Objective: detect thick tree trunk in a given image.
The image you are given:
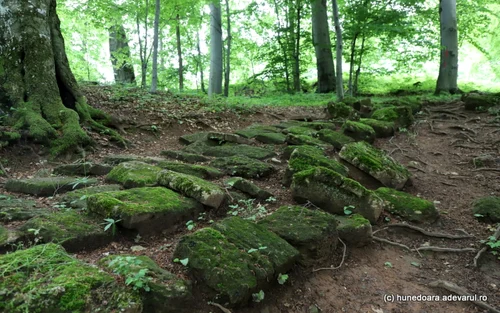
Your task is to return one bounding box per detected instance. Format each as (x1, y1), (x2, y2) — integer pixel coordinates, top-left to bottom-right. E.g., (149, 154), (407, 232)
(332, 0), (344, 100)
(176, 14), (184, 92)
(108, 24), (136, 84)
(209, 0), (223, 97)
(0, 0), (125, 155)
(435, 0), (458, 94)
(223, 0), (231, 97)
(272, 0), (291, 91)
(311, 0), (335, 93)
(150, 0), (160, 93)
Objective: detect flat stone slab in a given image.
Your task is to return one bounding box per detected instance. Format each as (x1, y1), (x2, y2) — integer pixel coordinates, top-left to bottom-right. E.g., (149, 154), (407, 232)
(198, 144), (276, 160)
(334, 214), (372, 247)
(103, 154), (165, 165)
(179, 132), (209, 145)
(339, 142), (411, 190)
(225, 177), (273, 201)
(0, 194), (46, 222)
(87, 187), (203, 234)
(317, 129), (355, 150)
(359, 118), (395, 138)
(235, 125), (281, 138)
(376, 187), (439, 223)
(106, 161), (161, 188)
(342, 120), (376, 144)
(157, 161), (223, 179)
(157, 170), (225, 208)
(285, 133), (329, 147)
(210, 156), (275, 179)
(259, 206), (338, 265)
(59, 184), (122, 209)
(473, 196), (500, 223)
(282, 126), (318, 137)
(0, 243), (142, 312)
(291, 166), (384, 223)
(160, 150), (210, 163)
(5, 176), (97, 196)
(53, 162), (113, 176)
(371, 106), (414, 128)
(207, 132), (252, 145)
(255, 132), (287, 144)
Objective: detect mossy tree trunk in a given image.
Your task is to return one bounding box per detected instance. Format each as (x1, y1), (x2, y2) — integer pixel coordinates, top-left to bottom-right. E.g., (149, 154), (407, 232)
(0, 0), (125, 155)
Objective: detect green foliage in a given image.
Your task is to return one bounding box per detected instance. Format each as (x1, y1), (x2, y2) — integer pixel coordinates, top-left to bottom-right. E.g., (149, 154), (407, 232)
(252, 290), (265, 303)
(108, 256), (152, 291)
(227, 199), (268, 221)
(102, 218), (121, 236)
(277, 273), (289, 285)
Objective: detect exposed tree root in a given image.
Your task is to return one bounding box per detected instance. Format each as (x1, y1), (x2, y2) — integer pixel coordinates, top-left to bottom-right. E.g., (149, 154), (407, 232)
(471, 168), (500, 173)
(208, 302), (232, 313)
(372, 236), (412, 251)
(473, 224), (500, 268)
(312, 238), (347, 272)
(415, 246), (475, 253)
(381, 223), (473, 239)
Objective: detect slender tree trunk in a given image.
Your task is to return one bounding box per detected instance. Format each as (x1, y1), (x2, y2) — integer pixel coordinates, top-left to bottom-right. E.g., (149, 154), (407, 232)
(435, 0), (458, 94)
(353, 35), (365, 96)
(332, 0), (344, 100)
(196, 31), (206, 93)
(176, 14), (184, 91)
(150, 0), (160, 92)
(348, 32), (358, 96)
(311, 0), (335, 93)
(273, 0), (291, 91)
(209, 0), (223, 96)
(223, 0), (231, 97)
(136, 0), (149, 89)
(109, 24), (136, 84)
(292, 0), (302, 92)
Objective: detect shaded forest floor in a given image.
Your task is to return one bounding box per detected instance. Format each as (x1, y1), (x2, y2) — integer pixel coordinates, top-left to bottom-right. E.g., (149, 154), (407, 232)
(1, 86), (499, 313)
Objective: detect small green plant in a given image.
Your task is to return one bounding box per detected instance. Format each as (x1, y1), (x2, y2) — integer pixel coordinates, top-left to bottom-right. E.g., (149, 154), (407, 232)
(252, 290), (265, 303)
(228, 199), (268, 221)
(384, 262), (393, 268)
(107, 256), (152, 292)
(186, 220), (196, 231)
(398, 127), (408, 133)
(70, 177), (90, 189)
(277, 273), (289, 285)
(343, 205), (355, 215)
(173, 258), (189, 266)
(150, 125), (158, 132)
(102, 218), (121, 236)
(265, 196), (277, 203)
(481, 233), (500, 259)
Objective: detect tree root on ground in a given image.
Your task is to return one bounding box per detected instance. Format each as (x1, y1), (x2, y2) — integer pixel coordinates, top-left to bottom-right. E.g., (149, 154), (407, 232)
(312, 238), (347, 272)
(374, 223), (473, 239)
(473, 224), (500, 268)
(208, 302), (232, 313)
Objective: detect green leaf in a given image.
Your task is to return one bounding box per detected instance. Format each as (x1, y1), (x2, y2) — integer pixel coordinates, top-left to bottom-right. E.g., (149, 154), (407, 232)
(384, 262), (393, 268)
(180, 258), (189, 266)
(410, 262), (420, 267)
(277, 273), (289, 285)
(248, 248), (258, 253)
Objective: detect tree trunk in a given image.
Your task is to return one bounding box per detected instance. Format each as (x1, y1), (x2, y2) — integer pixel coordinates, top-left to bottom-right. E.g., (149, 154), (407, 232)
(108, 24), (136, 84)
(435, 0), (458, 94)
(196, 31), (206, 94)
(348, 32), (358, 96)
(292, 0), (302, 92)
(272, 0), (291, 91)
(311, 0), (335, 93)
(176, 14), (184, 92)
(353, 35), (366, 96)
(332, 0), (344, 100)
(223, 0), (231, 97)
(137, 0), (149, 89)
(150, 0), (160, 93)
(209, 0), (223, 97)
(0, 0), (125, 155)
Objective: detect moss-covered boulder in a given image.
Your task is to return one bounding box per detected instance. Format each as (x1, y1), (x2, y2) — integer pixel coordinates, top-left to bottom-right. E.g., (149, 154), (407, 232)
(100, 255), (191, 313)
(472, 154), (500, 168)
(88, 187), (203, 234)
(359, 118), (395, 138)
(326, 101), (354, 118)
(462, 92), (500, 111)
(210, 155), (275, 178)
(317, 129), (355, 149)
(392, 97), (423, 114)
(161, 150), (210, 163)
(255, 132), (287, 144)
(339, 142), (410, 190)
(291, 167), (384, 223)
(235, 125), (281, 139)
(282, 145), (326, 160)
(371, 106), (414, 128)
(342, 120), (376, 144)
(179, 131), (209, 145)
(53, 162), (114, 176)
(283, 146), (349, 186)
(106, 161), (162, 188)
(376, 188), (438, 223)
(207, 132), (252, 145)
(198, 144), (276, 160)
(0, 194), (45, 222)
(285, 133), (329, 147)
(59, 184), (122, 209)
(472, 196), (500, 222)
(0, 243), (142, 313)
(299, 121), (337, 131)
(334, 214), (372, 247)
(258, 206), (338, 265)
(157, 170), (226, 208)
(282, 126), (318, 137)
(5, 176), (97, 196)
(157, 161), (223, 179)
(19, 210), (111, 252)
(103, 154), (165, 165)
(225, 177), (273, 201)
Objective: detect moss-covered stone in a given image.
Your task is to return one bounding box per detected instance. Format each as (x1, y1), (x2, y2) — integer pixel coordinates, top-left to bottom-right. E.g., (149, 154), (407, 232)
(0, 225), (8, 245)
(207, 132), (252, 145)
(225, 177), (273, 201)
(342, 120), (376, 143)
(157, 170), (226, 208)
(235, 125), (280, 139)
(103, 154), (165, 165)
(274, 120), (308, 129)
(291, 167), (384, 223)
(472, 196), (500, 223)
(255, 132), (287, 144)
(392, 97), (423, 114)
(19, 210), (111, 252)
(199, 144), (276, 160)
(376, 187), (438, 223)
(299, 121), (337, 130)
(59, 184), (122, 209)
(371, 106), (414, 128)
(472, 154), (499, 168)
(0, 243), (142, 313)
(283, 146), (349, 186)
(317, 129), (355, 149)
(462, 93), (500, 111)
(106, 161), (161, 188)
(282, 145), (326, 160)
(339, 142), (410, 190)
(0, 194), (43, 222)
(282, 126), (318, 137)
(5, 176), (97, 196)
(285, 133), (330, 147)
(359, 118), (395, 138)
(258, 206), (338, 265)
(160, 150), (210, 163)
(334, 214), (372, 247)
(157, 161), (223, 179)
(53, 162), (114, 176)
(327, 101), (354, 118)
(210, 155), (275, 178)
(100, 255), (191, 313)
(179, 132), (209, 145)
(87, 187), (203, 234)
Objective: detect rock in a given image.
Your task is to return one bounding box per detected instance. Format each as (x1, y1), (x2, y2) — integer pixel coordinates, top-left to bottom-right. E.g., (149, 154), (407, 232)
(157, 170), (226, 208)
(259, 206), (338, 266)
(0, 194), (44, 222)
(53, 163), (114, 176)
(299, 121), (337, 130)
(283, 146), (348, 186)
(472, 154), (500, 168)
(100, 255), (192, 313)
(106, 161), (162, 188)
(317, 129), (355, 149)
(376, 187), (439, 223)
(179, 132), (209, 145)
(334, 214), (372, 247)
(198, 144), (276, 160)
(103, 154), (165, 165)
(462, 93), (500, 111)
(87, 187), (203, 234)
(274, 120), (307, 129)
(160, 150), (210, 163)
(371, 106), (414, 128)
(207, 132), (252, 145)
(359, 118), (395, 138)
(59, 184), (122, 209)
(0, 243), (142, 313)
(210, 155), (275, 179)
(342, 120), (376, 144)
(326, 101), (354, 119)
(255, 132), (287, 144)
(291, 166), (384, 223)
(391, 97), (422, 114)
(339, 142), (410, 190)
(5, 176), (97, 196)
(225, 177), (273, 201)
(285, 133), (329, 147)
(472, 196), (500, 222)
(235, 125), (281, 139)
(19, 210), (111, 252)
(282, 126), (318, 137)
(157, 161), (223, 179)
(282, 145), (326, 160)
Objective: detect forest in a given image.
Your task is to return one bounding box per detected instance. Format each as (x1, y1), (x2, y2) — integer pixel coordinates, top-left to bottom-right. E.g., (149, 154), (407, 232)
(0, 0), (499, 313)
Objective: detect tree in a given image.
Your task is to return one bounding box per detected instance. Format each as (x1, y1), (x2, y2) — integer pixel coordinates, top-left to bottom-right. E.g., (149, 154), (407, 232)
(223, 0), (232, 97)
(332, 0), (344, 100)
(435, 0), (459, 94)
(176, 14), (184, 91)
(311, 0), (335, 93)
(209, 0), (223, 96)
(150, 0), (160, 92)
(109, 24), (136, 84)
(0, 0), (124, 155)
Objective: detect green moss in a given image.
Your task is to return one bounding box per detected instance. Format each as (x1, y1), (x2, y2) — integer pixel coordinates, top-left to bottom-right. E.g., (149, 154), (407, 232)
(0, 225), (7, 243)
(337, 213), (370, 229)
(50, 109), (92, 156)
(160, 150), (209, 163)
(201, 144), (276, 160)
(327, 101), (354, 118)
(179, 132), (209, 145)
(472, 196), (500, 222)
(359, 118), (395, 138)
(5, 176), (98, 196)
(317, 129), (355, 149)
(106, 161), (161, 188)
(371, 106), (414, 128)
(376, 187), (438, 223)
(282, 145), (326, 159)
(60, 184), (122, 209)
(285, 133), (329, 147)
(342, 120), (376, 143)
(157, 161), (223, 179)
(283, 126), (317, 136)
(255, 132), (287, 144)
(210, 155), (275, 178)
(300, 121), (337, 130)
(235, 125), (280, 139)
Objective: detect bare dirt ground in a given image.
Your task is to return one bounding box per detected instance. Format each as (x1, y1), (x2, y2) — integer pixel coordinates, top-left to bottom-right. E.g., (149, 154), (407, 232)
(0, 88), (499, 313)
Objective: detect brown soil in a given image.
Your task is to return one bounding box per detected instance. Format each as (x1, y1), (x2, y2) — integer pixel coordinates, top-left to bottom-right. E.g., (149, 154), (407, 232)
(0, 89), (499, 313)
